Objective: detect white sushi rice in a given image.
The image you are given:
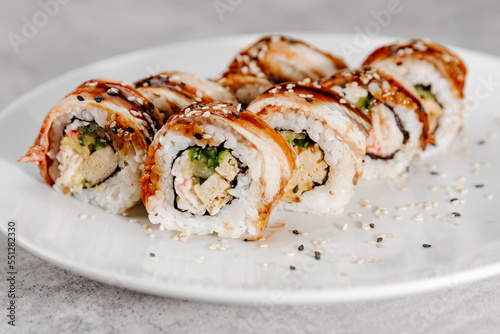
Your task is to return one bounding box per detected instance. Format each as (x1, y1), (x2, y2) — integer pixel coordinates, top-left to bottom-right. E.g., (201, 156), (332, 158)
(145, 121), (267, 239)
(374, 59), (463, 154)
(260, 107), (359, 215)
(46, 103), (145, 214)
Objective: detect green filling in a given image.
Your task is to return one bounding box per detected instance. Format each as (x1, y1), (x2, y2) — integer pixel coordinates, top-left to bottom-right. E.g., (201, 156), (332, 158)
(281, 130), (314, 150)
(77, 123), (109, 153)
(357, 93), (376, 113)
(415, 85), (435, 100)
(188, 147), (231, 181)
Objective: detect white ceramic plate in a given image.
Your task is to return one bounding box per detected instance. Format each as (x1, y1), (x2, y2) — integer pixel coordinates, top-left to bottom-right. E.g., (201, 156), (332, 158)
(1, 33), (499, 304)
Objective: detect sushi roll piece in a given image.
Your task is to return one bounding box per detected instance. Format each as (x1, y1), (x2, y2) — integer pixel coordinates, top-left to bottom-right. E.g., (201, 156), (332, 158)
(247, 81), (371, 215)
(363, 39), (467, 153)
(216, 35), (347, 105)
(19, 79), (163, 214)
(140, 101), (295, 240)
(321, 67), (428, 180)
(134, 71), (238, 121)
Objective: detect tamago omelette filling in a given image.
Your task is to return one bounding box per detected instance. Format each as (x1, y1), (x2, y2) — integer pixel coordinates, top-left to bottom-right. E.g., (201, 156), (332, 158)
(56, 120), (118, 193)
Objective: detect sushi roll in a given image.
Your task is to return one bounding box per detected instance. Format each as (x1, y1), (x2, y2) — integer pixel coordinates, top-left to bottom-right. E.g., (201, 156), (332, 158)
(321, 67), (428, 180)
(140, 101), (295, 240)
(246, 81), (371, 215)
(19, 79), (163, 214)
(363, 39), (467, 153)
(134, 71), (238, 121)
(216, 35), (347, 105)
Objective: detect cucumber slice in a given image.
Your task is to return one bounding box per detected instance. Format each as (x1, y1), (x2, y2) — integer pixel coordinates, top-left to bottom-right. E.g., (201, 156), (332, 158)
(415, 85), (435, 100)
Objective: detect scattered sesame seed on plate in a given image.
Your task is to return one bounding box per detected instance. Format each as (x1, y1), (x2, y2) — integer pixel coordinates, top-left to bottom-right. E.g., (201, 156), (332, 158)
(79, 213), (87, 220)
(342, 223), (348, 232)
(129, 218), (138, 223)
(259, 244), (268, 248)
(286, 252), (296, 257)
(394, 215), (403, 221)
(361, 222), (371, 231)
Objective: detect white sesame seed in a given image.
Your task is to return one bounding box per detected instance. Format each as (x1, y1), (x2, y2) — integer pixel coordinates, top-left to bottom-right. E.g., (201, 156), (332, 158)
(149, 233), (155, 239)
(488, 131), (498, 139)
(361, 222), (371, 231)
(357, 259), (366, 264)
(488, 220), (494, 224)
(79, 213), (87, 220)
(394, 215), (403, 221)
(342, 223), (348, 232)
(399, 187), (408, 192)
(261, 262), (268, 268)
(427, 163), (438, 170)
(121, 211), (128, 217)
(361, 203), (372, 209)
(487, 194), (494, 200)
(349, 212), (362, 218)
(286, 252), (296, 257)
(376, 244), (384, 248)
(397, 206), (408, 211)
(90, 214), (96, 220)
(130, 218), (138, 223)
(482, 162), (491, 168)
(237, 103), (242, 111)
(259, 244), (268, 248)
(368, 241), (376, 245)
(429, 185), (438, 191)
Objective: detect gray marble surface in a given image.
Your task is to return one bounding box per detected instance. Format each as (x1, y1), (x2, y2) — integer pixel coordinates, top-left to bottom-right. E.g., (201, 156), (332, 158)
(1, 0), (500, 333)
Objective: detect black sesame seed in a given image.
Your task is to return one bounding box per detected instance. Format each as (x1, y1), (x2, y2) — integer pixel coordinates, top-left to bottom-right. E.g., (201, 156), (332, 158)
(126, 126), (135, 133)
(149, 252), (155, 257)
(194, 133), (202, 140)
(369, 223), (375, 229)
(111, 127), (118, 134)
(298, 244), (304, 251)
(475, 184), (484, 188)
(305, 97), (313, 103)
(340, 84), (346, 88)
(77, 95), (84, 101)
(452, 212), (461, 217)
(293, 185), (299, 194)
(422, 244), (431, 248)
(377, 237), (383, 243)
(292, 229), (299, 235)
(450, 198), (458, 202)
(231, 111), (240, 118)
(95, 95), (104, 103)
(180, 82), (186, 86)
(289, 265), (296, 270)
(289, 39), (297, 44)
(314, 251), (321, 260)
(148, 101), (154, 109)
(430, 171), (439, 175)
(107, 91), (118, 96)
(145, 137), (152, 145)
(478, 140), (486, 145)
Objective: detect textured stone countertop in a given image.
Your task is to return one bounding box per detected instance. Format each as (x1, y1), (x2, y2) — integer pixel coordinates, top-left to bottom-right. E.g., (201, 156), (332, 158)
(1, 1), (500, 333)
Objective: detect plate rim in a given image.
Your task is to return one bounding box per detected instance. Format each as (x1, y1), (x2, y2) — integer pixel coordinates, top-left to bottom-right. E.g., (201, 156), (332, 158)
(2, 32), (500, 304)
